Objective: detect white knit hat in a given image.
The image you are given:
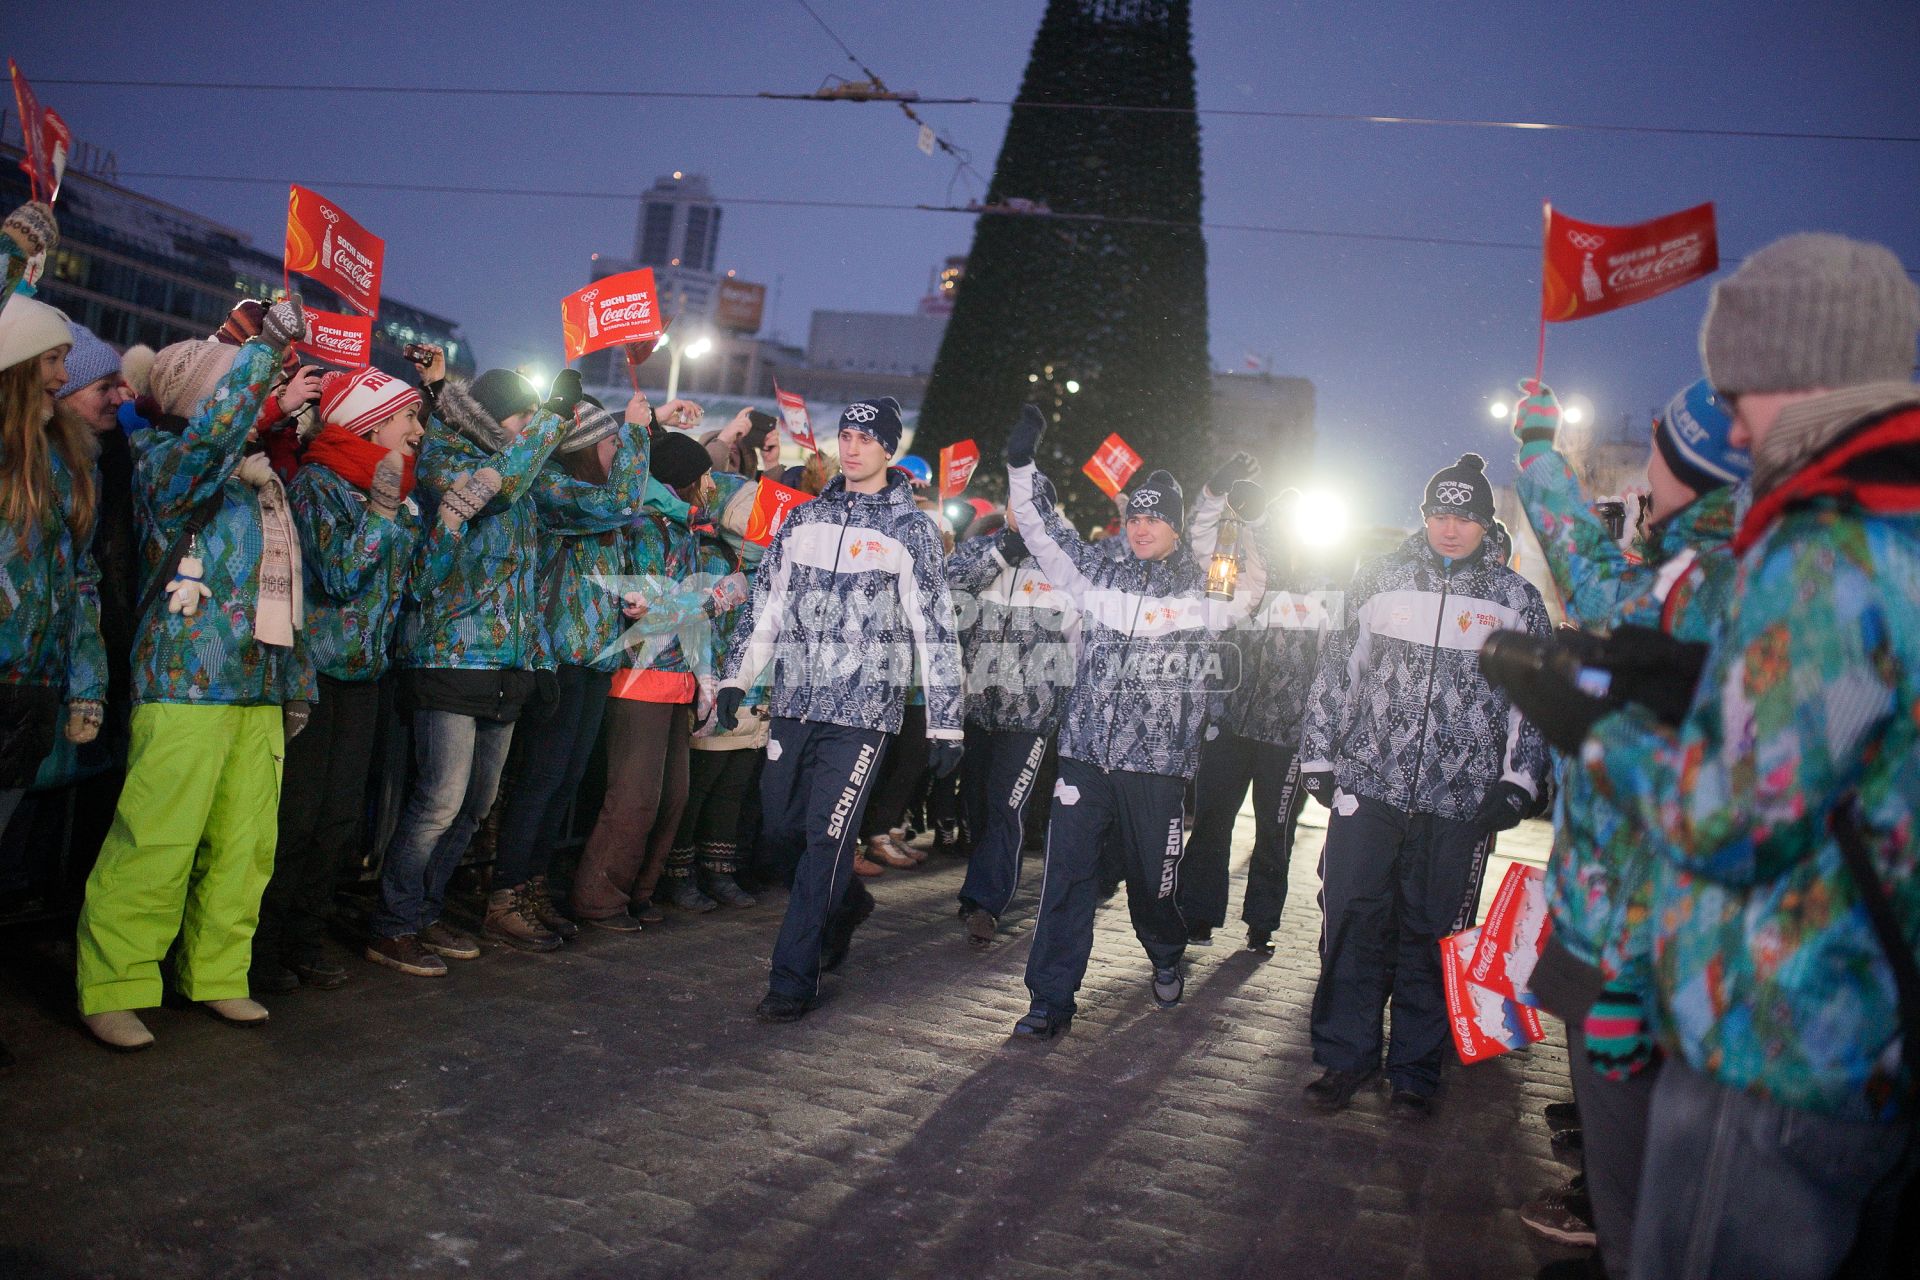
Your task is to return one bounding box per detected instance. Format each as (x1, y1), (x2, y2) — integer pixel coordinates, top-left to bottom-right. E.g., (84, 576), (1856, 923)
(0, 293), (72, 374)
(319, 367), (421, 436)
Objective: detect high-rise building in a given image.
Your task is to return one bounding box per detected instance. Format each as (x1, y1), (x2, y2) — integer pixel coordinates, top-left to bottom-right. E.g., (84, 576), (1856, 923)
(632, 172), (724, 326)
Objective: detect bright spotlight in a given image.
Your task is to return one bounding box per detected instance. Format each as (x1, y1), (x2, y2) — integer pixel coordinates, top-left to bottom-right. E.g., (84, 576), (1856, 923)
(522, 368), (547, 397)
(685, 336), (714, 360)
(1065, 379), (1081, 393)
(1291, 489), (1351, 549)
(1564, 404), (1586, 425)
(1489, 401), (1510, 420)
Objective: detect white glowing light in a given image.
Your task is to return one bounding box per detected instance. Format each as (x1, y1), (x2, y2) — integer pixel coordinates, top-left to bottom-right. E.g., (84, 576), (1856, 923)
(1065, 380), (1081, 393)
(685, 337), (714, 360)
(1564, 405), (1586, 425)
(1490, 401), (1510, 420)
(1292, 489), (1351, 549)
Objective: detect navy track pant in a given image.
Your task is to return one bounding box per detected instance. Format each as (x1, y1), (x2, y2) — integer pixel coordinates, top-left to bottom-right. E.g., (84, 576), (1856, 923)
(1176, 730), (1306, 933)
(1023, 757), (1188, 1019)
(1309, 794), (1492, 1094)
(760, 718), (889, 1000)
(957, 725), (1050, 918)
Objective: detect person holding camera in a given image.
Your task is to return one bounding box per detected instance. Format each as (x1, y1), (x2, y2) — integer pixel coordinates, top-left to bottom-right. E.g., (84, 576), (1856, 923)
(1297, 452), (1552, 1114)
(713, 397), (965, 1023)
(1505, 376), (1747, 1274)
(1002, 407), (1266, 1038)
(1509, 235), (1920, 1280)
(74, 297), (320, 1050)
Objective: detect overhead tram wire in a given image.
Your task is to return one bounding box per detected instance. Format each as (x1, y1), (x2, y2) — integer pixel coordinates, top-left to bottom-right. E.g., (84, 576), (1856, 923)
(38, 77), (1920, 145)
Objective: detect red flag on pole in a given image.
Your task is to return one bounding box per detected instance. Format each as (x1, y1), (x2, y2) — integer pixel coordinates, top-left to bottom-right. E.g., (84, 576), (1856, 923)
(294, 310), (374, 369)
(1541, 202), (1718, 323)
(744, 476), (815, 546)
(937, 439), (980, 501)
(285, 185), (385, 317)
(774, 383), (817, 452)
(561, 268), (664, 363)
(1081, 433), (1142, 498)
(8, 61), (69, 204)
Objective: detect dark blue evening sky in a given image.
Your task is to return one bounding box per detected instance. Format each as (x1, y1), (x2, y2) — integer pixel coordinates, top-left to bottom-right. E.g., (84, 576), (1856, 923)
(12, 1), (1919, 520)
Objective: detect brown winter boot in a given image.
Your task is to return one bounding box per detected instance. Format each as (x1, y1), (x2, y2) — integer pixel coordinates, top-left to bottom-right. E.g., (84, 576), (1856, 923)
(527, 876), (579, 940)
(484, 885), (563, 953)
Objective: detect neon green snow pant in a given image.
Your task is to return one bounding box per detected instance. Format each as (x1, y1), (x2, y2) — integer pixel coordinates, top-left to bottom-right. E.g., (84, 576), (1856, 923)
(76, 702), (285, 1015)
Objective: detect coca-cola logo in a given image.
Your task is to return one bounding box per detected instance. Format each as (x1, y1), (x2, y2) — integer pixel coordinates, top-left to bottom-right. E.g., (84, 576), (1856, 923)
(330, 233), (377, 290)
(1607, 242), (1706, 290)
(597, 297), (655, 325)
(310, 327), (363, 353)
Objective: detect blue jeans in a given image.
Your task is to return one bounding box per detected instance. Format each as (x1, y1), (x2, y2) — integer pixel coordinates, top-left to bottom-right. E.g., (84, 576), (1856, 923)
(372, 711), (516, 938)
(1632, 1057), (1911, 1280)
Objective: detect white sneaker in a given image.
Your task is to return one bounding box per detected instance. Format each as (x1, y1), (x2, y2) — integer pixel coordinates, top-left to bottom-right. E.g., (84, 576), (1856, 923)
(202, 997), (270, 1026)
(82, 1009), (155, 1051)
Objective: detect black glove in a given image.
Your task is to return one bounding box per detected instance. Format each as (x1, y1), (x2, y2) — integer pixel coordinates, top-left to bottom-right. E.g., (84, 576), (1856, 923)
(1226, 479), (1267, 519)
(1004, 404), (1046, 467)
(1000, 530), (1028, 562)
(1206, 451), (1259, 496)
(929, 739), (964, 780)
(714, 686), (745, 734)
(1602, 625), (1710, 727)
(1474, 780), (1533, 835)
(283, 700), (312, 744)
(1300, 767), (1335, 808)
(1500, 659), (1612, 754)
(543, 368), (584, 415)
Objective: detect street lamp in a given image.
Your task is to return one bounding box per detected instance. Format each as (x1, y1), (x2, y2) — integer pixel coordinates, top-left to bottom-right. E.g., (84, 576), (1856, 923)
(666, 333), (714, 402)
(1489, 400), (1511, 420)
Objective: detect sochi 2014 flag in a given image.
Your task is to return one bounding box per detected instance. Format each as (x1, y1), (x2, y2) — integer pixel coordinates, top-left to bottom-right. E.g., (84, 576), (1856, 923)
(774, 383), (817, 451)
(561, 268), (664, 363)
(8, 61), (70, 204)
(1082, 432), (1143, 499)
(938, 439), (980, 501)
(285, 185), (385, 317)
(294, 310), (374, 369)
(744, 476), (814, 546)
(1542, 201), (1718, 323)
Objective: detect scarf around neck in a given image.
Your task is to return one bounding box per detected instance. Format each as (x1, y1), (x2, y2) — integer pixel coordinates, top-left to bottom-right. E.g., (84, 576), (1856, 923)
(304, 424), (419, 502)
(234, 451), (304, 647)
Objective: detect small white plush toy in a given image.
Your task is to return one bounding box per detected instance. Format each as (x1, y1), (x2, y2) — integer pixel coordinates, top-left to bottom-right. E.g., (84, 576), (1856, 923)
(166, 554), (213, 617)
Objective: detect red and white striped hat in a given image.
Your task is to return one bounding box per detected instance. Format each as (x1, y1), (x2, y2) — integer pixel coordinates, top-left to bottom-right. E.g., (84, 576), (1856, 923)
(319, 367), (422, 437)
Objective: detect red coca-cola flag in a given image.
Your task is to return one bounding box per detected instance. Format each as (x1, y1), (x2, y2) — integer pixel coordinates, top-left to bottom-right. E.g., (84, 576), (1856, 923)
(8, 61), (69, 204)
(294, 310), (374, 368)
(744, 476), (815, 546)
(774, 383), (817, 452)
(561, 268), (663, 363)
(1542, 201), (1718, 323)
(1081, 432), (1143, 498)
(1441, 926), (1548, 1064)
(285, 185), (384, 317)
(938, 439), (980, 501)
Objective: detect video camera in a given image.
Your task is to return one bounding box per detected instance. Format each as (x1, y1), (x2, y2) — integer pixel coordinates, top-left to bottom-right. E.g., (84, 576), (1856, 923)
(1480, 624), (1710, 731)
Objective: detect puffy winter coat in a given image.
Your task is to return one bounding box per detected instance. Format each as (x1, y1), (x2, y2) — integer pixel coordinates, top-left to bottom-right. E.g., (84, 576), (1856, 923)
(945, 526), (1079, 736)
(1300, 525), (1550, 819)
(0, 448), (106, 703)
(399, 380), (566, 672)
(291, 463), (458, 683)
(532, 432), (652, 672)
(1007, 463), (1263, 779)
(720, 469), (962, 739)
(129, 339), (317, 706)
(1515, 449), (1739, 979)
(1185, 490), (1338, 747)
(1584, 389), (1920, 1120)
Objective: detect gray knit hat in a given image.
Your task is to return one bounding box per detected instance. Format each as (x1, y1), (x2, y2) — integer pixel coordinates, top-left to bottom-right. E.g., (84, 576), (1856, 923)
(55, 321), (121, 398)
(557, 395), (623, 454)
(1702, 233), (1920, 395)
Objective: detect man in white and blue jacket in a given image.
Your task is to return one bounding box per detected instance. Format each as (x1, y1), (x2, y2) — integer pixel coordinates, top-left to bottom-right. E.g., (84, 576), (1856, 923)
(1298, 452), (1552, 1114)
(1004, 406), (1266, 1038)
(714, 397), (965, 1023)
(944, 473), (1080, 944)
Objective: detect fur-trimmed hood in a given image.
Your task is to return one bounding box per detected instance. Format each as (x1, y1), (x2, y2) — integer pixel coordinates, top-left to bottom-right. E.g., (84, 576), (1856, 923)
(434, 377), (517, 454)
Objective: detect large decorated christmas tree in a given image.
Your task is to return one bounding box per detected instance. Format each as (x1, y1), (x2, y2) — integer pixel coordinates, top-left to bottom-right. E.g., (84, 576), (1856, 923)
(917, 0), (1211, 527)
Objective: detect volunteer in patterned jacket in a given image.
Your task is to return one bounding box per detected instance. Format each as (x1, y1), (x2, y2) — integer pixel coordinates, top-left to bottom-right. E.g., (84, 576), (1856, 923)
(713, 396), (965, 1023)
(366, 368), (566, 977)
(75, 297), (322, 1050)
(1507, 235), (1920, 1279)
(943, 472), (1079, 946)
(250, 358), (467, 991)
(1004, 405), (1267, 1039)
(1179, 464), (1339, 953)
(1298, 452), (1551, 1114)
(1505, 377), (1746, 1276)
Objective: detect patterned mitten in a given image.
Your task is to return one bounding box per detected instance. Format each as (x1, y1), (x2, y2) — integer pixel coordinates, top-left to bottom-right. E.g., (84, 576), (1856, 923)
(1511, 379), (1562, 463)
(1584, 981), (1654, 1081)
(65, 700), (104, 745)
(438, 467), (502, 530)
(369, 449), (406, 517)
(260, 295), (308, 349)
(3, 201), (57, 257)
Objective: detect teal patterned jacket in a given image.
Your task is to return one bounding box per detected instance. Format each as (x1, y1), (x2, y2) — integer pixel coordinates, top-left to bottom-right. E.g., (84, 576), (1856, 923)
(291, 462), (461, 683)
(130, 339), (317, 706)
(1515, 450), (1739, 984)
(1583, 495), (1920, 1120)
(0, 449), (107, 702)
(399, 399), (567, 672)
(533, 431), (652, 672)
